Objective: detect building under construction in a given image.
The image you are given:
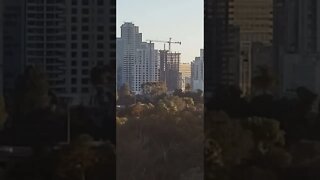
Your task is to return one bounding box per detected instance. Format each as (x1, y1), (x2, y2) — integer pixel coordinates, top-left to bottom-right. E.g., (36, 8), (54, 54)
(159, 50), (181, 91)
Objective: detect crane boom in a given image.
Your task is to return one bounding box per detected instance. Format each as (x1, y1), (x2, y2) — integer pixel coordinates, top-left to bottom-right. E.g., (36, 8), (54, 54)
(146, 38), (181, 52)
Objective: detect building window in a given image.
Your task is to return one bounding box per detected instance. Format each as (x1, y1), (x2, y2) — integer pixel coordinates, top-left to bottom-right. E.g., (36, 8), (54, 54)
(97, 43), (104, 49)
(82, 34), (89, 40)
(82, 69), (89, 75)
(82, 26), (89, 31)
(72, 8), (77, 14)
(72, 69), (77, 75)
(82, 88), (89, 93)
(110, 43), (116, 49)
(82, 43), (89, 49)
(71, 43), (77, 49)
(72, 26), (77, 31)
(97, 0), (104, 5)
(97, 51), (104, 57)
(71, 17), (77, 23)
(71, 88), (77, 93)
(109, 34), (116, 40)
(109, 26), (116, 31)
(110, 8), (116, 14)
(82, 52), (89, 57)
(82, 17), (89, 23)
(110, 51), (116, 57)
(71, 34), (77, 40)
(72, 61), (77, 66)
(82, 8), (89, 14)
(71, 78), (77, 84)
(97, 35), (104, 40)
(71, 52), (77, 57)
(82, 78), (89, 84)
(82, 61), (89, 66)
(72, 0), (77, 5)
(98, 8), (104, 15)
(97, 26), (104, 32)
(82, 0), (88, 5)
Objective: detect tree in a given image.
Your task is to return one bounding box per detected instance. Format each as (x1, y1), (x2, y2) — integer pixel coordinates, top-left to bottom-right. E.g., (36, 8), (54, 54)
(252, 66), (276, 95)
(119, 83), (131, 97)
(90, 65), (115, 107)
(117, 98), (203, 180)
(57, 135), (97, 180)
(141, 82), (167, 97)
(14, 66), (50, 116)
(57, 134), (115, 180)
(117, 83), (135, 106)
(0, 96), (7, 129)
(205, 112), (291, 180)
(185, 83), (192, 92)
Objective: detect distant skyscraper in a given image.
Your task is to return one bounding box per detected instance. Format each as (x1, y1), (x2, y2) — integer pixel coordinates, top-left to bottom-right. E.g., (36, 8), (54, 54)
(230, 0), (274, 96)
(119, 22), (142, 91)
(205, 0), (275, 97)
(116, 38), (124, 88)
(191, 49), (204, 92)
(277, 0), (320, 96)
(204, 0), (240, 97)
(2, 0), (116, 105)
(118, 22), (160, 94)
(3, 0), (26, 100)
(159, 50), (180, 91)
(0, 1), (3, 96)
(179, 63), (191, 91)
(133, 42), (159, 93)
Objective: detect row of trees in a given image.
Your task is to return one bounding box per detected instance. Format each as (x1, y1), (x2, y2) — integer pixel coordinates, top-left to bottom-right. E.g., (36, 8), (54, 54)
(117, 88), (204, 180)
(0, 65), (116, 180)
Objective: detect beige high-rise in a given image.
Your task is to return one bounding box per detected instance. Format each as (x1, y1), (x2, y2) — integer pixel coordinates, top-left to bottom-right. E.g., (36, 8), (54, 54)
(229, 0), (274, 96)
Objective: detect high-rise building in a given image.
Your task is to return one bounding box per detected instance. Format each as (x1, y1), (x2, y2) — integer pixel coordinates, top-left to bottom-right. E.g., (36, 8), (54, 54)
(3, 0), (26, 100)
(2, 0), (116, 105)
(119, 22), (142, 91)
(205, 0), (274, 96)
(132, 42), (159, 93)
(229, 0), (274, 96)
(230, 0), (273, 46)
(277, 0), (320, 96)
(118, 22), (160, 94)
(179, 63), (191, 91)
(204, 0), (240, 97)
(159, 50), (180, 91)
(116, 37), (124, 89)
(58, 0), (116, 104)
(0, 1), (3, 96)
(191, 49), (204, 92)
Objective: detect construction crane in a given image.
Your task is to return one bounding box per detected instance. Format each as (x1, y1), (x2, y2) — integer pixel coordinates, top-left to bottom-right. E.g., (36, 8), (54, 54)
(146, 38), (181, 52)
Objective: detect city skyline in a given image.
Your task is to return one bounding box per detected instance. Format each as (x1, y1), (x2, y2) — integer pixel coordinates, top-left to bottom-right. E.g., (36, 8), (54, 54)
(116, 0), (203, 63)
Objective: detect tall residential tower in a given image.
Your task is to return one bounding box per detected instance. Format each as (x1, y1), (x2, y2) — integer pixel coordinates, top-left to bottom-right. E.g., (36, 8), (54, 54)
(2, 0), (116, 105)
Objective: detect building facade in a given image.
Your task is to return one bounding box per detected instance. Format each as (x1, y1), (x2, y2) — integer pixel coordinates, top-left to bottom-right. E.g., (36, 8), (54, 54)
(119, 22), (142, 91)
(116, 38), (124, 89)
(179, 63), (191, 91)
(133, 42), (159, 93)
(159, 50), (180, 92)
(204, 0), (240, 98)
(3, 0), (116, 105)
(230, 0), (274, 96)
(3, 0), (26, 100)
(0, 1), (3, 96)
(118, 22), (160, 94)
(277, 0), (320, 96)
(191, 49), (204, 92)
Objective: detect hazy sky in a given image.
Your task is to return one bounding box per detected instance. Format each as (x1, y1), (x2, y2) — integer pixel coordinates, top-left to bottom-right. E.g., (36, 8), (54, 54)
(117, 0), (203, 63)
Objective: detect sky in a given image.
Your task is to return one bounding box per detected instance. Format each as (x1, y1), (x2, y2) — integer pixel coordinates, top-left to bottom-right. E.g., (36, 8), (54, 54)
(117, 0), (203, 63)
